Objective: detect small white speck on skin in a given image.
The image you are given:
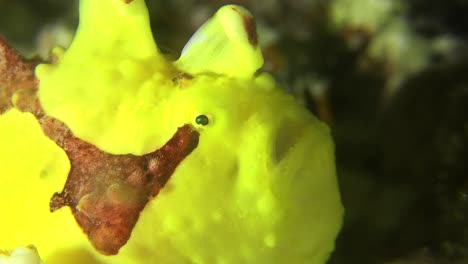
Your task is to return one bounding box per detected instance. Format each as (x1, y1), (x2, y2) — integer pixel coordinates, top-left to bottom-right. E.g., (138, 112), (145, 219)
(216, 257), (230, 264)
(256, 194), (275, 215)
(264, 233), (276, 248)
(211, 210), (223, 222)
(191, 254), (204, 264)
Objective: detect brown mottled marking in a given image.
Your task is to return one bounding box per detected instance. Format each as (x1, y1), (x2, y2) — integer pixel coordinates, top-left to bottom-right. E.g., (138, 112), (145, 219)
(48, 122), (199, 255)
(172, 72), (193, 88)
(0, 36), (39, 114)
(229, 7), (258, 47)
(242, 15), (258, 47)
(123, 0), (134, 3)
(0, 37), (200, 256)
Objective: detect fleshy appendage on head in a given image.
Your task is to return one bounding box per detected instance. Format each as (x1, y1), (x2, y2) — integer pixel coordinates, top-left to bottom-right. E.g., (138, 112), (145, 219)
(1, 0), (344, 263)
(35, 0), (178, 155)
(0, 245), (44, 264)
(35, 2), (265, 156)
(175, 5), (263, 78)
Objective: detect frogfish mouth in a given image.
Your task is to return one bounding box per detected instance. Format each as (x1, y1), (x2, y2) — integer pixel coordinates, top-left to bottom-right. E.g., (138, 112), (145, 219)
(47, 120), (199, 255)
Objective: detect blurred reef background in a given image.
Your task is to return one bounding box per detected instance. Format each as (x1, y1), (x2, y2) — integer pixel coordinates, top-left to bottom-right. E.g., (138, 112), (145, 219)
(1, 0), (467, 263)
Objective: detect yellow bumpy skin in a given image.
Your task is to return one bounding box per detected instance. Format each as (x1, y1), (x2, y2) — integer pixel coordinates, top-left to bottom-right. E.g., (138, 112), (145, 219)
(0, 110), (98, 264)
(2, 0), (343, 263)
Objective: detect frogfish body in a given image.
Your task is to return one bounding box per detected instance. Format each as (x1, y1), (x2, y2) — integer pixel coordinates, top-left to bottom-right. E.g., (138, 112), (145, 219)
(0, 0), (343, 263)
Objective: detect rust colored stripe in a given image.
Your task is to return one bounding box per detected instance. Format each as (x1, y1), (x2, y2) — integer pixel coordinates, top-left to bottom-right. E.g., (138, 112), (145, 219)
(49, 123), (199, 255)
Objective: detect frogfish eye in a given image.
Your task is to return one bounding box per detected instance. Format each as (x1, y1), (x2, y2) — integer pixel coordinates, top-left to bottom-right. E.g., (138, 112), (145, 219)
(195, 115), (209, 126)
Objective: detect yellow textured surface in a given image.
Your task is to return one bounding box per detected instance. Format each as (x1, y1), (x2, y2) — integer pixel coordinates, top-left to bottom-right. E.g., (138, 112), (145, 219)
(35, 0), (177, 155)
(175, 5), (264, 78)
(101, 75), (343, 264)
(3, 0), (344, 263)
(0, 109), (99, 264)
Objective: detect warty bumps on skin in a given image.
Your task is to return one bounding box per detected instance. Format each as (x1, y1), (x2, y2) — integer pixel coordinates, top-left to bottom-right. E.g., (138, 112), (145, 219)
(0, 0), (344, 263)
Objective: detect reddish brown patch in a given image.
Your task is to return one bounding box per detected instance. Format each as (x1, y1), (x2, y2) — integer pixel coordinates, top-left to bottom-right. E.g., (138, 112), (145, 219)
(172, 72), (193, 89)
(0, 36), (40, 114)
(123, 0), (134, 3)
(0, 38), (200, 256)
(242, 15), (258, 47)
(229, 8), (258, 47)
(47, 121), (199, 255)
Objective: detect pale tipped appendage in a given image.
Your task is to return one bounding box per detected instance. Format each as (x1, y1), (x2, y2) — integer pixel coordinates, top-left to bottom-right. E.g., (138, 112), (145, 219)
(3, 0), (343, 263)
(175, 5), (264, 78)
(35, 0), (178, 155)
(0, 246), (44, 264)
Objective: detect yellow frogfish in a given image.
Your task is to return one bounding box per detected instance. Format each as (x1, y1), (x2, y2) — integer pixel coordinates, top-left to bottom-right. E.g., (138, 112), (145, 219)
(0, 0), (343, 263)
